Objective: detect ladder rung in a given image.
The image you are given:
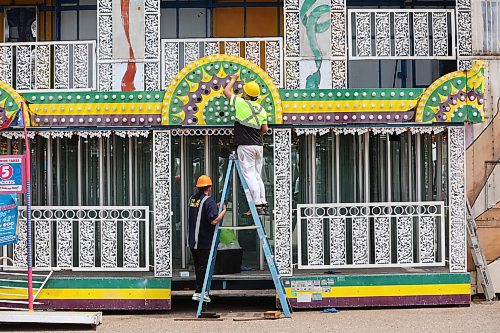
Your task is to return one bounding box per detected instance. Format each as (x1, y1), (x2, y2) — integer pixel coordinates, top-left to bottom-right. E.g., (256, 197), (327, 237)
(0, 292), (28, 297)
(0, 299), (43, 305)
(0, 278), (43, 284)
(0, 286), (28, 290)
(0, 307), (28, 311)
(219, 226), (259, 230)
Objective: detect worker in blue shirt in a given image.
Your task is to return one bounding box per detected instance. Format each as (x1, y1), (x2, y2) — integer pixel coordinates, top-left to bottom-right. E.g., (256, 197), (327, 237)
(188, 174), (227, 303)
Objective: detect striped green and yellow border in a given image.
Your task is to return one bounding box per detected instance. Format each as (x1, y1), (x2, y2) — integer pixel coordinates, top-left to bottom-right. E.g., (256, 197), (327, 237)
(282, 273), (470, 308)
(0, 277), (171, 310)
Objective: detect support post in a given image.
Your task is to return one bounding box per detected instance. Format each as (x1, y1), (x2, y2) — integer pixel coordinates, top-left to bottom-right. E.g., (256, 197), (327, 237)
(153, 130), (172, 277)
(448, 126), (467, 272)
(273, 129), (293, 276)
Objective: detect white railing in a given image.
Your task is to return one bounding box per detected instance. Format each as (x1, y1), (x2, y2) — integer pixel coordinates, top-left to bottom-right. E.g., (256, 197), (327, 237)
(0, 206), (150, 271)
(348, 9), (456, 59)
(0, 41), (96, 91)
(297, 202), (446, 269)
(161, 37), (283, 88)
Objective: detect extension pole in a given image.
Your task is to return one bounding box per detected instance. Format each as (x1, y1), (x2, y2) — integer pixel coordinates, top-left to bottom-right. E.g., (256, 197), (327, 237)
(21, 103), (33, 311)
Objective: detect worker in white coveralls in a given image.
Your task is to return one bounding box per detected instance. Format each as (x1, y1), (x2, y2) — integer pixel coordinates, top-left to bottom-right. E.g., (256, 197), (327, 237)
(223, 74), (269, 216)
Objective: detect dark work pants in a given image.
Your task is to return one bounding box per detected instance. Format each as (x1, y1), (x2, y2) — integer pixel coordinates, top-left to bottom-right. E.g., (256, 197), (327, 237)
(191, 248), (211, 293)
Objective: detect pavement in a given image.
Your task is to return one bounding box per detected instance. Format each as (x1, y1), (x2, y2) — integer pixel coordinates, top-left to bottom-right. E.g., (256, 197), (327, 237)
(1, 297), (500, 333)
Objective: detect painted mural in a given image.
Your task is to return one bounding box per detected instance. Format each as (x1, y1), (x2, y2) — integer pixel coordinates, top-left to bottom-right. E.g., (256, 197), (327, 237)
(299, 0), (332, 89)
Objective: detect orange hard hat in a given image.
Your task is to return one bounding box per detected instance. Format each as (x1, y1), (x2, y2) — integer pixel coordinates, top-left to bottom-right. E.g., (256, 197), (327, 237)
(196, 175), (212, 187)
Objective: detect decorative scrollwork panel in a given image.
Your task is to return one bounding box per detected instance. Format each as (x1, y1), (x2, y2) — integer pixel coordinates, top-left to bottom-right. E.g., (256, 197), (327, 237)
(419, 216), (436, 263)
(273, 129), (292, 275)
(449, 127), (466, 272)
(56, 220), (73, 268)
(285, 12), (300, 57)
(265, 41), (281, 87)
(79, 220), (95, 268)
(375, 13), (390, 57)
(374, 217), (391, 264)
(35, 45), (50, 89)
(355, 12), (372, 57)
(394, 13), (410, 56)
(397, 216), (413, 264)
(432, 12), (448, 57)
(153, 131), (172, 277)
(54, 44), (70, 89)
(123, 220), (140, 268)
(16, 45), (32, 90)
(307, 218), (324, 265)
(34, 220), (51, 268)
(73, 44), (89, 89)
(0, 46), (13, 86)
(329, 218), (346, 265)
(413, 12), (429, 57)
(244, 41), (260, 66)
(352, 217), (369, 265)
(101, 220), (117, 268)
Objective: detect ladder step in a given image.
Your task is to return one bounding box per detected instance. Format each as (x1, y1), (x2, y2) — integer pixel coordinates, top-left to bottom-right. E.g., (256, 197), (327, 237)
(219, 226), (259, 230)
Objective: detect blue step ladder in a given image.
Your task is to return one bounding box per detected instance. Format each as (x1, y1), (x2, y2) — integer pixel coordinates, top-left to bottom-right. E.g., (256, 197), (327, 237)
(196, 151), (292, 318)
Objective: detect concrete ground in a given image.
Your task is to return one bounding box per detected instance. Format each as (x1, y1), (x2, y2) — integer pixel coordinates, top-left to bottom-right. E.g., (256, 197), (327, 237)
(1, 297), (500, 333)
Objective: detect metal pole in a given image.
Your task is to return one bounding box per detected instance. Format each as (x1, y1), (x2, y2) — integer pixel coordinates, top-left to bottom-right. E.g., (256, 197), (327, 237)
(128, 137), (133, 206)
(77, 136), (82, 206)
(21, 103), (33, 311)
(416, 133), (422, 201)
(99, 137), (104, 206)
(364, 132), (370, 203)
(408, 131), (413, 201)
(180, 136), (186, 268)
(310, 135), (316, 204)
(387, 134), (392, 202)
(56, 138), (61, 205)
(335, 134), (340, 203)
(47, 137), (53, 206)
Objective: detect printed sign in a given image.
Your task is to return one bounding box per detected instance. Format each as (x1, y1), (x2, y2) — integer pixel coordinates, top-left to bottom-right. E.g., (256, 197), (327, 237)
(0, 155), (25, 194)
(0, 194), (19, 246)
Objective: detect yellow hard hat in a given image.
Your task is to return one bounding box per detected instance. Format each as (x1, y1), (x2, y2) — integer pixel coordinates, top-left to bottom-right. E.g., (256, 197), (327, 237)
(196, 175), (212, 187)
(243, 81), (260, 98)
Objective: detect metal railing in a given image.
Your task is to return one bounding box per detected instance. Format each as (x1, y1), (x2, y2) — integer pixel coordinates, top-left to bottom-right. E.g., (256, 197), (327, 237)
(0, 206), (150, 271)
(348, 9), (456, 59)
(297, 201), (446, 269)
(161, 37), (283, 88)
(0, 41), (96, 91)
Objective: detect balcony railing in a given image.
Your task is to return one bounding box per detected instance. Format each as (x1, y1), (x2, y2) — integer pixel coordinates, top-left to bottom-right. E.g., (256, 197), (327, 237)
(161, 37), (283, 88)
(1, 206), (150, 271)
(348, 9), (456, 59)
(297, 201), (446, 269)
(0, 41), (96, 91)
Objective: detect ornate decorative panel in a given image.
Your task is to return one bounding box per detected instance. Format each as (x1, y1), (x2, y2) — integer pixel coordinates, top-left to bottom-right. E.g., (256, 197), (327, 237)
(123, 220), (140, 268)
(35, 45), (50, 89)
(13, 217), (28, 267)
(331, 60), (347, 89)
(449, 127), (466, 272)
(397, 216), (413, 264)
(331, 11), (346, 57)
(432, 12), (448, 57)
(101, 220), (118, 268)
(0, 46), (13, 86)
(15, 45), (32, 90)
(153, 131), (172, 277)
(375, 13), (391, 57)
(97, 14), (113, 60)
(34, 220), (51, 268)
(56, 220), (73, 268)
(307, 218), (324, 265)
(204, 42), (220, 56)
(457, 11), (472, 56)
(352, 217), (369, 265)
(145, 62), (160, 91)
(184, 42), (200, 66)
(419, 216), (436, 263)
(284, 12), (300, 57)
(273, 129), (293, 275)
(244, 41), (260, 66)
(394, 13), (410, 56)
(355, 12), (372, 57)
(98, 63), (113, 91)
(79, 220), (96, 268)
(413, 12), (430, 57)
(285, 60), (300, 89)
(265, 40), (281, 87)
(54, 44), (70, 89)
(374, 217), (391, 264)
(329, 217), (346, 265)
(73, 44), (89, 89)
(224, 41), (240, 56)
(162, 42), (179, 88)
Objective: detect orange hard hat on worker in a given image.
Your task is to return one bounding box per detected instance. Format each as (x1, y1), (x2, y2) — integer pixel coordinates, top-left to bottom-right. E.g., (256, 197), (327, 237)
(243, 81), (260, 98)
(196, 175), (212, 187)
